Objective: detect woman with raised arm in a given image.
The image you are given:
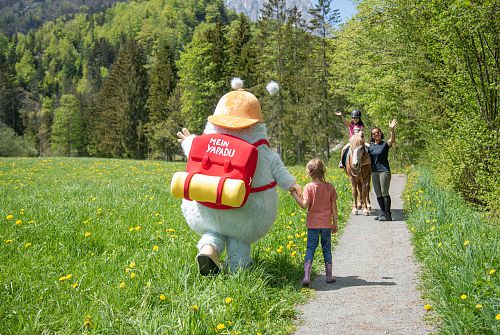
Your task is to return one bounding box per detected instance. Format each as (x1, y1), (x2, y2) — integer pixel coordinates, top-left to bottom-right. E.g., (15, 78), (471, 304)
(368, 119), (397, 221)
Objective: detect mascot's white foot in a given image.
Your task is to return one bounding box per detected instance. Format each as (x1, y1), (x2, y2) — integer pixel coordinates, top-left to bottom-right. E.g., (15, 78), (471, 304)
(226, 238), (253, 272)
(196, 244), (221, 276)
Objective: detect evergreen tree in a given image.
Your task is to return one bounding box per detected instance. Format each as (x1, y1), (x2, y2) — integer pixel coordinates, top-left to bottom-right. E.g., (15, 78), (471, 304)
(37, 96), (54, 156)
(258, 0), (288, 158)
(91, 38), (148, 159)
(177, 21), (228, 133)
(280, 7), (315, 163)
(146, 41), (179, 159)
(226, 13), (257, 87)
(0, 64), (22, 134)
(51, 94), (84, 156)
(307, 0), (340, 160)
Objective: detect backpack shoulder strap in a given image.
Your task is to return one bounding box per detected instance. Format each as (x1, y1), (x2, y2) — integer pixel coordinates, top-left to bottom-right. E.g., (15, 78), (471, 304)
(252, 139), (270, 147)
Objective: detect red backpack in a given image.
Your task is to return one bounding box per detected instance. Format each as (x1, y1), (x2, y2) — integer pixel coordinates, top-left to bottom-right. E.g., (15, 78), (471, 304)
(182, 133), (275, 209)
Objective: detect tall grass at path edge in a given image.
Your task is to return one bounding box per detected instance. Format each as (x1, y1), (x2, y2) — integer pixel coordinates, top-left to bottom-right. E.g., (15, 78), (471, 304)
(404, 166), (499, 335)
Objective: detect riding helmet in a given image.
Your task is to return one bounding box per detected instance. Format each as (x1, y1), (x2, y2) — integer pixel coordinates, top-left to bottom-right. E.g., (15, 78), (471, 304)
(351, 109), (361, 118)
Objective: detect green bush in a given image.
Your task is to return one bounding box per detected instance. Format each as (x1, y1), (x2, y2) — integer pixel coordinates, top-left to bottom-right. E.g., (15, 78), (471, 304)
(0, 124), (36, 157)
(421, 114), (499, 216)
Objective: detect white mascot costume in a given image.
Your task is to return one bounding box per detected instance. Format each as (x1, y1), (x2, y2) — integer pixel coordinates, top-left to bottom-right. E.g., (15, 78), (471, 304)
(174, 78), (301, 275)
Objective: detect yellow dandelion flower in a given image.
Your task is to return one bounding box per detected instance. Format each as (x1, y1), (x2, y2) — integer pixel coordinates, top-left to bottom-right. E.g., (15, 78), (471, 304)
(83, 315), (92, 328)
(15, 220), (22, 225)
(475, 304), (482, 309)
(24, 242), (32, 248)
(159, 294), (166, 301)
(291, 251), (297, 257)
(59, 274), (72, 281)
(129, 261), (136, 268)
(489, 269), (496, 275)
(496, 314), (500, 320)
(224, 297), (233, 304)
(191, 304), (199, 312)
(6, 214), (13, 220)
(423, 304), (432, 311)
(130, 272), (136, 279)
(84, 232), (91, 237)
(166, 228), (175, 233)
(72, 282), (79, 289)
(257, 333), (262, 335)
(437, 242), (442, 247)
(119, 281), (126, 289)
(460, 294), (467, 300)
(303, 237), (307, 242)
(430, 226), (435, 231)
(277, 248), (283, 253)
(464, 240), (470, 246)
(134, 226), (141, 231)
(153, 245), (159, 252)
(128, 227), (134, 232)
(216, 323), (225, 331)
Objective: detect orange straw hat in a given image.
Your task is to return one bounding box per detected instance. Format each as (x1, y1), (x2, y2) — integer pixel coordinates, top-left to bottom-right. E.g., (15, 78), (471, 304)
(208, 78), (263, 129)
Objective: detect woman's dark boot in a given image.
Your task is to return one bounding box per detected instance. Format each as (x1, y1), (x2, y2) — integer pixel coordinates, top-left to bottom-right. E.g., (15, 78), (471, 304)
(380, 196), (392, 221)
(375, 196), (385, 220)
(301, 261), (312, 287)
(325, 263), (336, 283)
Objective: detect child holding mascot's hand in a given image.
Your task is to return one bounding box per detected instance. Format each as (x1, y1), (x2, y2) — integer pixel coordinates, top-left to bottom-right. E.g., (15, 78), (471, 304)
(290, 158), (338, 287)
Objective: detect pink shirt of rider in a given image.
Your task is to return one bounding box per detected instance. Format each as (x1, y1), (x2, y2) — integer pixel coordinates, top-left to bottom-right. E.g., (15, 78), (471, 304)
(349, 124), (364, 138)
(303, 181), (338, 229)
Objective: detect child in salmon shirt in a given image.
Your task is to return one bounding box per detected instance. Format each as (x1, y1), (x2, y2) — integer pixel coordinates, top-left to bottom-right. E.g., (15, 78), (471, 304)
(291, 158), (338, 287)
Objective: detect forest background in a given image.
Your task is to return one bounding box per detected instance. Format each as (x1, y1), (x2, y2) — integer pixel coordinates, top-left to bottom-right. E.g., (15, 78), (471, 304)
(0, 0), (498, 213)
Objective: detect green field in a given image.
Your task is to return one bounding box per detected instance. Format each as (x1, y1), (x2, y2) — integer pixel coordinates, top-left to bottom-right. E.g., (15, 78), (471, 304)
(0, 157), (351, 334)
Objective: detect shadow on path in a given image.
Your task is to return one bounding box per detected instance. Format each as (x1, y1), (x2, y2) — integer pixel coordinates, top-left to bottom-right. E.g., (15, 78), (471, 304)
(314, 276), (396, 291)
(389, 209), (404, 221)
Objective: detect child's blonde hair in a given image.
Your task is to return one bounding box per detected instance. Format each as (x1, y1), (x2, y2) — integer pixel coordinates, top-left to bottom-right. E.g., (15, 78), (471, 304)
(306, 158), (326, 182)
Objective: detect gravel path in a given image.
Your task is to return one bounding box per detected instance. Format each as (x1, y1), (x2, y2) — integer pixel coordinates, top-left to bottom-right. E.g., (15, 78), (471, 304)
(293, 174), (434, 335)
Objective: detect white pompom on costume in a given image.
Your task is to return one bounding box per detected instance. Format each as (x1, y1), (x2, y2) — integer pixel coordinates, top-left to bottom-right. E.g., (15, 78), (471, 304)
(178, 79), (296, 272)
(266, 81), (280, 96)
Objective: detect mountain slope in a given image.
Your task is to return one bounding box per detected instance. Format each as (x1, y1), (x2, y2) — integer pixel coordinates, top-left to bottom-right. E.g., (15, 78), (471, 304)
(0, 0), (127, 36)
(226, 0), (314, 22)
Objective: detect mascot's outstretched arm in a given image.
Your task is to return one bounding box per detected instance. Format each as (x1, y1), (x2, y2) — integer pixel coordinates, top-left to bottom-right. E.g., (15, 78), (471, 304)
(177, 128), (195, 156)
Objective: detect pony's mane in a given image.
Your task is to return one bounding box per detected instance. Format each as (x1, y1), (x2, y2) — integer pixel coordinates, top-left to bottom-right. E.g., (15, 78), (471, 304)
(349, 133), (365, 149)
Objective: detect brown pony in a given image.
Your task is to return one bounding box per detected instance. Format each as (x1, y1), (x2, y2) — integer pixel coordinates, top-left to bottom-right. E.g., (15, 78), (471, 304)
(345, 133), (372, 215)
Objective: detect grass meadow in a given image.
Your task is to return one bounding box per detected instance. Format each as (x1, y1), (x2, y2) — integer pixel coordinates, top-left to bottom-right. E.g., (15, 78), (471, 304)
(0, 157), (351, 335)
(404, 167), (499, 335)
